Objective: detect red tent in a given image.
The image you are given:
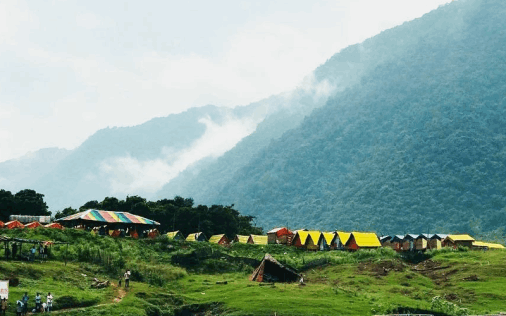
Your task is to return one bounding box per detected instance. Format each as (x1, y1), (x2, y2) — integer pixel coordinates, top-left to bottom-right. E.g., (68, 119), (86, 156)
(147, 229), (160, 239)
(267, 227), (293, 244)
(45, 222), (63, 229)
(26, 221), (43, 229)
(5, 220), (25, 229)
(0, 221), (4, 228)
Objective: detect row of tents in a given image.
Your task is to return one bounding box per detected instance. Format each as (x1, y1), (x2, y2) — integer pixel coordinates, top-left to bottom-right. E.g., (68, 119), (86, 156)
(167, 228), (505, 251)
(0, 220), (63, 230)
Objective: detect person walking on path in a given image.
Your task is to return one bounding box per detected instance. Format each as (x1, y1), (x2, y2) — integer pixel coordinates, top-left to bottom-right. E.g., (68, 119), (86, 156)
(46, 292), (53, 313)
(124, 269), (130, 288)
(35, 293), (41, 312)
(21, 292), (28, 315)
(1, 297), (8, 315)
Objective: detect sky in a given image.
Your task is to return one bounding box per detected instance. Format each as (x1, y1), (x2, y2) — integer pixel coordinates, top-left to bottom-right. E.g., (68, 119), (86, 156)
(0, 0), (452, 163)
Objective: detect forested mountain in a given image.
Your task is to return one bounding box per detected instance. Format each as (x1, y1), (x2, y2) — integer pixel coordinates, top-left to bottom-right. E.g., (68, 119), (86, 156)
(18, 104), (266, 212)
(0, 148), (70, 192)
(208, 0), (506, 234)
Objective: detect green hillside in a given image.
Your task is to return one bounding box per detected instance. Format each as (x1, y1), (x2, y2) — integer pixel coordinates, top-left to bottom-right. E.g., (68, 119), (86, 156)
(215, 0), (506, 234)
(1, 229), (506, 315)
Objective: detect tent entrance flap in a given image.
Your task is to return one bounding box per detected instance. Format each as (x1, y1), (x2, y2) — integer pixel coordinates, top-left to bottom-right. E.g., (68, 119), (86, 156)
(250, 254), (300, 283)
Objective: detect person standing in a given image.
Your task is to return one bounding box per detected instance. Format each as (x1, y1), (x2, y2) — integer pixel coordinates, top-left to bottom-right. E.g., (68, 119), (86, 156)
(35, 293), (41, 312)
(1, 297), (7, 315)
(21, 292), (28, 315)
(44, 245), (49, 259)
(16, 300), (23, 316)
(30, 246), (36, 262)
(12, 243), (17, 259)
(46, 292), (53, 313)
(124, 269), (130, 288)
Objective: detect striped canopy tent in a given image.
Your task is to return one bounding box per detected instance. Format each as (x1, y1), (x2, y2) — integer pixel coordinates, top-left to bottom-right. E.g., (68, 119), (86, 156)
(56, 209), (160, 231)
(25, 221), (43, 229)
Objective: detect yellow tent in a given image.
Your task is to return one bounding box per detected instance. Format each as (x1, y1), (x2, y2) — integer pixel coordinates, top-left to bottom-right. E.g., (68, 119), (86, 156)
(234, 235), (251, 244)
(348, 232), (381, 249)
(166, 231), (183, 240)
(473, 241), (505, 249)
(250, 235), (268, 245)
(336, 232), (351, 248)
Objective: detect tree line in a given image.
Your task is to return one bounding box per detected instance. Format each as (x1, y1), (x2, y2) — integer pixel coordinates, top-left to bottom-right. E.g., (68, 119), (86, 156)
(1, 189), (263, 238)
(0, 189), (50, 222)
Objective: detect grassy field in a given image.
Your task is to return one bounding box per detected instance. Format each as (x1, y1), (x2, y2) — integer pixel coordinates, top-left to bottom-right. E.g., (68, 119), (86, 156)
(1, 229), (505, 315)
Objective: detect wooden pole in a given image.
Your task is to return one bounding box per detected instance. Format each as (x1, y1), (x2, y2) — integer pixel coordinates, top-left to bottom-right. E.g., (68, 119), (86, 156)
(65, 243), (68, 266)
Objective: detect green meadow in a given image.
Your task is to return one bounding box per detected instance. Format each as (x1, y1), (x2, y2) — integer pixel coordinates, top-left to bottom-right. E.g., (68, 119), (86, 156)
(1, 229), (505, 315)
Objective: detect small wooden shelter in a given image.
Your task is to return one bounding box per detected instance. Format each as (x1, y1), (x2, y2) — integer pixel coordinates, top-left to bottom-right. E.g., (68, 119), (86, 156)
(185, 232), (207, 242)
(345, 232), (381, 251)
(390, 235), (404, 251)
(335, 232), (351, 250)
(428, 234), (447, 249)
(166, 231), (184, 241)
(472, 241), (505, 250)
(5, 220), (25, 229)
(267, 227), (293, 244)
(401, 234), (418, 251)
(250, 235), (268, 245)
(209, 234), (230, 245)
(45, 222), (64, 229)
(292, 231), (322, 250)
(414, 234), (432, 251)
(379, 236), (393, 248)
(444, 234), (475, 249)
(250, 254), (300, 283)
(234, 235), (252, 244)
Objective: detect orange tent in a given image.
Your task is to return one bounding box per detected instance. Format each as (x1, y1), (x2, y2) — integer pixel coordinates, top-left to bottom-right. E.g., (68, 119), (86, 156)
(26, 221), (43, 229)
(130, 230), (139, 239)
(44, 222), (63, 229)
(147, 229), (160, 239)
(5, 220), (24, 229)
(108, 230), (121, 238)
(0, 221), (4, 228)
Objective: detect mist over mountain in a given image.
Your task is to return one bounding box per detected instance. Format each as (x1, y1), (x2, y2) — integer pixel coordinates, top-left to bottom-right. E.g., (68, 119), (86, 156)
(208, 0), (506, 234)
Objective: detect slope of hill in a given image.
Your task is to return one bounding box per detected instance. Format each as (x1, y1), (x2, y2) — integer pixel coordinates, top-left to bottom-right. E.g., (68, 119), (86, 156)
(0, 147), (70, 191)
(27, 104), (266, 211)
(211, 0), (506, 234)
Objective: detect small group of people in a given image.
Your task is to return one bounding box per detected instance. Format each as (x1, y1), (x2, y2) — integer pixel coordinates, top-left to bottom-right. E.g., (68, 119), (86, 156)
(0, 292), (54, 315)
(3, 243), (49, 261)
(119, 269), (131, 288)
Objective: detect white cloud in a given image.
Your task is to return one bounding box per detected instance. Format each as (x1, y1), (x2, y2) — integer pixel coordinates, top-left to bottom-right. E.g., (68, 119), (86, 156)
(99, 114), (261, 195)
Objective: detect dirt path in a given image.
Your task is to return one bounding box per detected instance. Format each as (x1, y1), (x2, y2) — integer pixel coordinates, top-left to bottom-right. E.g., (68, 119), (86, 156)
(49, 282), (127, 314)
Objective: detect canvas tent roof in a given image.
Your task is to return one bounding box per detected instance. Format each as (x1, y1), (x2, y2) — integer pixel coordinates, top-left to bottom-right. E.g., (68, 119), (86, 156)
(267, 227), (292, 237)
(25, 222), (42, 229)
(350, 232), (381, 247)
(57, 209), (160, 226)
(250, 235), (268, 245)
(250, 253), (300, 283)
(166, 231), (183, 239)
(430, 234), (448, 240)
(186, 232), (206, 242)
(323, 232), (336, 245)
(472, 241), (505, 249)
(209, 234), (227, 243)
(379, 235), (392, 242)
(235, 235), (250, 243)
(45, 222), (64, 229)
(5, 220), (24, 229)
(336, 232), (351, 245)
(446, 234), (475, 242)
(403, 234), (418, 240)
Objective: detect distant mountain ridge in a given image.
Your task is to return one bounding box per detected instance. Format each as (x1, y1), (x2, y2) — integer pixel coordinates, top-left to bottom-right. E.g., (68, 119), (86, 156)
(206, 0), (506, 234)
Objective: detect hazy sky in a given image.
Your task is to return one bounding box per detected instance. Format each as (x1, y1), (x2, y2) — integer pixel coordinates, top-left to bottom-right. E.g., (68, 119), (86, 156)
(0, 0), (452, 163)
